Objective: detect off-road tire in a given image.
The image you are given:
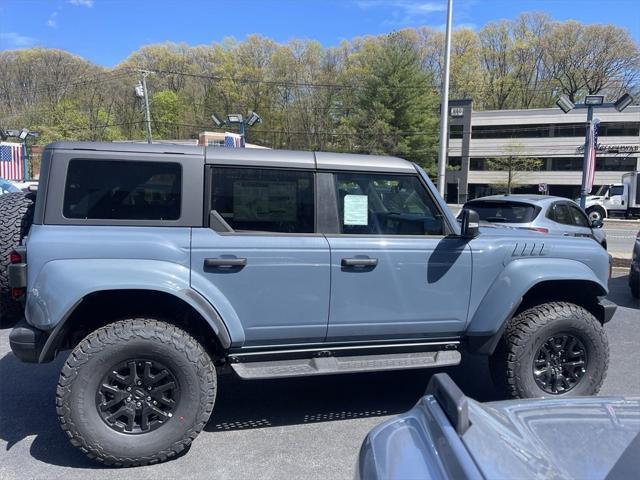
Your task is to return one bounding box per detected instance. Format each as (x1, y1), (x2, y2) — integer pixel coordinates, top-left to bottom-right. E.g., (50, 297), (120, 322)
(490, 302), (609, 398)
(56, 319), (217, 467)
(0, 192), (35, 324)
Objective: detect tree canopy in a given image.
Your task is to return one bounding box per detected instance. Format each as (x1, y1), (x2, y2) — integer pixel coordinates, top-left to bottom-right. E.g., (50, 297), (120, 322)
(1, 13), (638, 173)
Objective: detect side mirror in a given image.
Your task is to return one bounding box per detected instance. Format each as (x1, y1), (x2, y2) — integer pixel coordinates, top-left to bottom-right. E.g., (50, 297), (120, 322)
(591, 218), (604, 229)
(459, 208), (480, 238)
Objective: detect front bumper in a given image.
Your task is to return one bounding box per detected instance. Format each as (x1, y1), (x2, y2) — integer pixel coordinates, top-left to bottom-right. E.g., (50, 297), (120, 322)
(9, 319), (48, 363)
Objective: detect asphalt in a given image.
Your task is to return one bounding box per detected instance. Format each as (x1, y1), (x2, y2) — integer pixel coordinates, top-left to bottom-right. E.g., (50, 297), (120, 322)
(604, 221), (638, 259)
(0, 272), (638, 480)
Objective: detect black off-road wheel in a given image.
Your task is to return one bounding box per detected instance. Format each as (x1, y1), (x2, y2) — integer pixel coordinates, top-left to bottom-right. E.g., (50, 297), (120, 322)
(56, 319), (217, 467)
(490, 302), (609, 398)
(0, 192), (35, 324)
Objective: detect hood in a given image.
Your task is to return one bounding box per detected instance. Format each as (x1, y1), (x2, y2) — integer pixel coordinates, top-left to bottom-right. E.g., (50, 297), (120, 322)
(463, 396), (640, 480)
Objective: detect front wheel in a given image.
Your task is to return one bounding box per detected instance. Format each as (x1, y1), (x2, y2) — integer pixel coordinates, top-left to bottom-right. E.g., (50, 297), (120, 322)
(586, 206), (606, 223)
(56, 319), (216, 467)
(490, 302), (609, 398)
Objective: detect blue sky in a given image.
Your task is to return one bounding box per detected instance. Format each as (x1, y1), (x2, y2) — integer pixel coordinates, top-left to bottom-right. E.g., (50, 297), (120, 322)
(1, 0), (639, 67)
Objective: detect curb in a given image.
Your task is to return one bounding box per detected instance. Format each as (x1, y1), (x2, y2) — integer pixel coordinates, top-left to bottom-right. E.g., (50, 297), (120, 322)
(611, 256), (632, 268)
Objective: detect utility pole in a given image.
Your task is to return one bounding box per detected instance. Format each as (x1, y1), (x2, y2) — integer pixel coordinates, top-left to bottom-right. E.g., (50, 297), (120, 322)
(135, 69), (153, 143)
(437, 0), (453, 197)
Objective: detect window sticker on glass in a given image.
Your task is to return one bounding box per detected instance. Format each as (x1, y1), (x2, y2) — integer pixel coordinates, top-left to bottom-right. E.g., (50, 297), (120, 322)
(233, 181), (297, 222)
(344, 194), (368, 225)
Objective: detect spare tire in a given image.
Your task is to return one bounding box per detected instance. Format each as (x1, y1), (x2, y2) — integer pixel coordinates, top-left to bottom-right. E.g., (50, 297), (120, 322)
(0, 192), (35, 324)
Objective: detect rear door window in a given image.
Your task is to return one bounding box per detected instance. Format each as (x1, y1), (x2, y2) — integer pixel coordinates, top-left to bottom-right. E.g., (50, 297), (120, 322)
(548, 202), (573, 225)
(466, 201), (538, 223)
(211, 167), (315, 233)
(567, 204), (590, 227)
(63, 160), (181, 220)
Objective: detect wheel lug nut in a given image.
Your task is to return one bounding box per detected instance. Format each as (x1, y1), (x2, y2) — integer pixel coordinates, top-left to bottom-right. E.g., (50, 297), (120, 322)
(147, 386), (152, 391)
(153, 401), (157, 405)
(147, 396), (151, 401)
(127, 396), (132, 401)
(136, 402), (141, 407)
(127, 387), (131, 391)
(137, 381), (142, 386)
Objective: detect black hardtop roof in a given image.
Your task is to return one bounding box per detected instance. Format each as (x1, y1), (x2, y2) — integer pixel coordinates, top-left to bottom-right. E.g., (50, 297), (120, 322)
(45, 141), (416, 173)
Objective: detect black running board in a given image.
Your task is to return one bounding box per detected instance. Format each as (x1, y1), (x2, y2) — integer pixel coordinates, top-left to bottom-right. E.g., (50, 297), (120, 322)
(229, 349), (461, 380)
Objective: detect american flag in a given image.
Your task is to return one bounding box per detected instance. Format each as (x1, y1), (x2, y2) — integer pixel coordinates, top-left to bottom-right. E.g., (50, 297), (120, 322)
(584, 118), (600, 192)
(224, 132), (244, 148)
(0, 142), (24, 180)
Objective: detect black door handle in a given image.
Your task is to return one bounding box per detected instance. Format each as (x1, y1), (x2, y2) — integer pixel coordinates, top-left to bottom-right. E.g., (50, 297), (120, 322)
(204, 257), (247, 268)
(341, 258), (378, 267)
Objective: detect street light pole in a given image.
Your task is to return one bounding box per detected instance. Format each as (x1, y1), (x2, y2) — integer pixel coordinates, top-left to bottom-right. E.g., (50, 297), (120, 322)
(556, 92), (634, 210)
(579, 105), (594, 209)
(437, 0), (453, 197)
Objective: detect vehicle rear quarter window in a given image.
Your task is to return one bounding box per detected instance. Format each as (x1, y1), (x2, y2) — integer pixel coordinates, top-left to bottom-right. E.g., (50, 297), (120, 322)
(211, 167), (314, 233)
(63, 160), (181, 220)
(467, 201), (538, 223)
(335, 173), (444, 235)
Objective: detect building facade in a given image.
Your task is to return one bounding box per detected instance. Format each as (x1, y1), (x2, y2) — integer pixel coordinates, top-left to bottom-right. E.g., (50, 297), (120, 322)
(445, 101), (640, 203)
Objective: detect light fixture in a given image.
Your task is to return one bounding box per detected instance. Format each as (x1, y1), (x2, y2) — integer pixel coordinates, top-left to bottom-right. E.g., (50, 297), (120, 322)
(584, 95), (605, 106)
(226, 114), (243, 124)
(246, 111), (261, 126)
(556, 94), (575, 113)
(18, 128), (29, 141)
(134, 82), (145, 98)
(614, 93), (634, 112)
(211, 113), (225, 127)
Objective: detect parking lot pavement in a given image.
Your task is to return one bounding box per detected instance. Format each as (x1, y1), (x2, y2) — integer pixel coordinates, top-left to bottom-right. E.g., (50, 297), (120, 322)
(604, 221), (638, 258)
(1, 273), (638, 480)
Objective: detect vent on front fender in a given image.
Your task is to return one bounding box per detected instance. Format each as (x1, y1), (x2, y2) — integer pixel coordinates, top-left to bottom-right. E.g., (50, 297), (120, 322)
(511, 242), (547, 257)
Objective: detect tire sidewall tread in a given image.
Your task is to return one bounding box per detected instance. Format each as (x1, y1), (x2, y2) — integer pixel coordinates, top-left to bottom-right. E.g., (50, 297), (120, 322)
(56, 318), (216, 467)
(491, 301), (609, 399)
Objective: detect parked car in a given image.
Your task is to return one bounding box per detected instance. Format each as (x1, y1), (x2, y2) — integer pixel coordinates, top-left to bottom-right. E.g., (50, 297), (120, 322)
(7, 142), (615, 466)
(630, 230), (640, 298)
(462, 194), (607, 249)
(0, 178), (21, 195)
(357, 373), (640, 480)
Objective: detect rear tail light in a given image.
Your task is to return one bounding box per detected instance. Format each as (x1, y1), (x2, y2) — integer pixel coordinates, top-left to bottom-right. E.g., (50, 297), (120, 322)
(520, 227), (549, 234)
(11, 287), (25, 300)
(9, 250), (22, 264)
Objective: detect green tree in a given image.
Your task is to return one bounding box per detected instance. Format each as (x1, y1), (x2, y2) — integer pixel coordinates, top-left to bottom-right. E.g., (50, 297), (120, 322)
(151, 90), (184, 139)
(487, 142), (543, 194)
(348, 32), (439, 169)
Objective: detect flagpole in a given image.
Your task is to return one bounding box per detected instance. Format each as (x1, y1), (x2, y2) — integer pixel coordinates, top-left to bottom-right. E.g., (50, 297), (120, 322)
(579, 105), (594, 209)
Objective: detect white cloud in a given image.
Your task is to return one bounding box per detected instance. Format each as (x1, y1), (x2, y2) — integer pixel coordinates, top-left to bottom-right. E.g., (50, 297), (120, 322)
(0, 32), (37, 49)
(68, 0), (94, 7)
(47, 11), (58, 28)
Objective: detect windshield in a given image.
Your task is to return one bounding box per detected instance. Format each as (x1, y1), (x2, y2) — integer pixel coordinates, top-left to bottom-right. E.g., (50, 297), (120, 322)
(594, 185), (609, 196)
(465, 201), (539, 223)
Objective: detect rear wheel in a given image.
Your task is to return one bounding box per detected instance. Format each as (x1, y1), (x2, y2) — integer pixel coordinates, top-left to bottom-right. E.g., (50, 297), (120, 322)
(56, 318), (216, 466)
(0, 192), (35, 324)
(490, 302), (609, 398)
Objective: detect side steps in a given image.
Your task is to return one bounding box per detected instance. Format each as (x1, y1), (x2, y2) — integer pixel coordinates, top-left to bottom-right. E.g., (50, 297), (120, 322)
(228, 342), (461, 380)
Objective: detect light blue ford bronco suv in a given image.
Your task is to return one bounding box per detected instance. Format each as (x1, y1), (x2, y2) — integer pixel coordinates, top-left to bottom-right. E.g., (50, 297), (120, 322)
(6, 142), (615, 466)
